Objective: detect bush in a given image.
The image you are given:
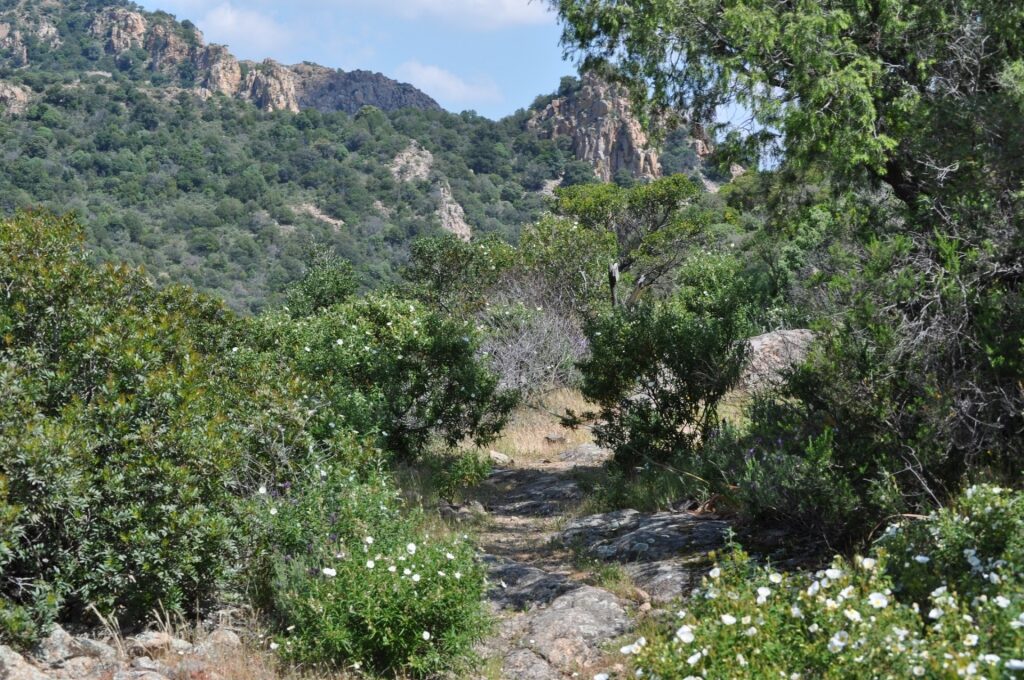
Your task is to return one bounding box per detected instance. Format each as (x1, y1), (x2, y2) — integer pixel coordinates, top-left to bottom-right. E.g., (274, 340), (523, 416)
(633, 486), (1024, 679)
(252, 293), (517, 459)
(577, 255), (753, 472)
(0, 212), (245, 638)
(250, 450), (488, 676)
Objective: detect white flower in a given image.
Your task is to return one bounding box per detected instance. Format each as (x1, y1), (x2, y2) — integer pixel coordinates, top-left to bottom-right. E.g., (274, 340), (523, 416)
(446, 552), (455, 560)
(257, 486), (267, 495)
(388, 565), (397, 573)
(757, 586), (772, 602)
(407, 542), (417, 555)
(995, 595), (1011, 608)
(769, 573), (783, 584)
(269, 507), (278, 516)
(928, 608), (944, 619)
(914, 555), (930, 564)
(709, 567), (721, 579)
(686, 651), (702, 665)
(403, 568), (412, 576)
(808, 623), (820, 633)
(322, 567), (337, 577)
(790, 605), (804, 618)
(861, 557), (877, 570)
(828, 631), (849, 653)
(269, 642), (279, 650)
(808, 581), (821, 596)
(982, 654), (1000, 665)
(912, 666), (925, 676)
(336, 339), (343, 345)
(868, 592), (889, 609)
(412, 573), (421, 583)
(1008, 660), (1024, 671)
(620, 637), (647, 655)
(454, 571), (462, 580)
(593, 675), (609, 680)
(676, 625), (695, 643)
(365, 536), (374, 544)
(844, 609), (862, 623)
(964, 633), (978, 647)
(745, 627), (758, 637)
(720, 614), (737, 625)
(737, 653), (748, 667)
(825, 568), (842, 579)
(366, 560), (375, 569)
(422, 631), (431, 641)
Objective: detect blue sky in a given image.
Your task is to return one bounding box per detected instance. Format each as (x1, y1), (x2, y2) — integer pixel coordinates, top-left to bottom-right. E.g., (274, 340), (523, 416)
(134, 0), (577, 119)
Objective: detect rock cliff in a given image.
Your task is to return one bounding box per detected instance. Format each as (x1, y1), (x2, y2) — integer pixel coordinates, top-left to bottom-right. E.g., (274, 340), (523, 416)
(528, 73), (662, 183)
(2, 4), (440, 116)
(0, 80), (30, 115)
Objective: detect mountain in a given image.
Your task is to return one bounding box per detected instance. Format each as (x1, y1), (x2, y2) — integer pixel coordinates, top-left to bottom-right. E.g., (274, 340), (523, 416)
(0, 0), (705, 312)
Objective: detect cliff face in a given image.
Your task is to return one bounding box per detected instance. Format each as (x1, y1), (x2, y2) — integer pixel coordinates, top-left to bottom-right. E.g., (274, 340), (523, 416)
(528, 73), (661, 183)
(1, 3), (440, 116)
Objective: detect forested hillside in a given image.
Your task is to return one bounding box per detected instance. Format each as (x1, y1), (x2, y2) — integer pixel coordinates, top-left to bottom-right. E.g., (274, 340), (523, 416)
(0, 0), (704, 312)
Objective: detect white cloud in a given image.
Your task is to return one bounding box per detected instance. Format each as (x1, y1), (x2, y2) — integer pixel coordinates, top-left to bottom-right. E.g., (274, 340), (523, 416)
(339, 0), (553, 29)
(195, 3), (292, 56)
(396, 61), (503, 106)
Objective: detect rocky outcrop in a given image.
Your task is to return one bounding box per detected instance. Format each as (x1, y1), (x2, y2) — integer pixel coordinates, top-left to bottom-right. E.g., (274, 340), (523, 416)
(528, 73), (661, 183)
(292, 63), (441, 115)
(145, 23), (191, 71)
(435, 181), (472, 241)
(242, 59), (301, 113)
(0, 80), (30, 115)
(0, 22), (28, 66)
(741, 329), (816, 392)
(89, 7), (147, 54)
(390, 141), (434, 182)
(195, 44), (241, 97)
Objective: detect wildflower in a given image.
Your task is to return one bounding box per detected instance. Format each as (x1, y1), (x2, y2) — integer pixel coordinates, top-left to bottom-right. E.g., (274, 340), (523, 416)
(928, 608), (944, 619)
(709, 567), (721, 579)
(912, 666), (925, 676)
(964, 634), (978, 647)
(454, 571), (462, 580)
(1008, 660), (1024, 671)
(620, 637), (647, 655)
(808, 624), (820, 633)
(981, 654), (1000, 665)
(737, 653), (748, 667)
(594, 675), (609, 680)
(868, 592), (889, 609)
(269, 507), (278, 516)
(720, 614), (737, 625)
(790, 605), (804, 618)
(322, 567), (337, 577)
(676, 625), (695, 643)
(686, 651), (702, 665)
(258, 486), (267, 495)
(412, 573), (421, 583)
(407, 542), (417, 555)
(422, 631), (431, 641)
(914, 555), (930, 564)
(828, 631), (849, 653)
(269, 642), (279, 650)
(770, 573), (783, 584)
(446, 552), (455, 560)
(844, 609), (862, 623)
(825, 568), (842, 579)
(366, 560), (375, 569)
(388, 565), (397, 573)
(808, 581), (821, 596)
(404, 568), (412, 576)
(862, 558), (877, 570)
(995, 595), (1011, 608)
(745, 627), (758, 637)
(365, 536), (374, 545)
(756, 586), (771, 604)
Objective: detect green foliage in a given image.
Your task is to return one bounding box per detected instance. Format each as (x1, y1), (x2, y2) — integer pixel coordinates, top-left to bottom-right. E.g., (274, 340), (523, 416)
(250, 451), (488, 676)
(285, 248), (358, 318)
(577, 255), (752, 472)
(633, 486), (1024, 678)
(251, 293), (517, 459)
(402, 234), (515, 315)
(0, 211), (244, 635)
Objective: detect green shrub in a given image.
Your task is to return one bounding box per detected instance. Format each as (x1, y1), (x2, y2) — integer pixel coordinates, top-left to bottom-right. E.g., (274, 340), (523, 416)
(633, 485), (1024, 678)
(0, 211), (245, 637)
(251, 451), (488, 676)
(576, 255), (753, 472)
(252, 293), (517, 459)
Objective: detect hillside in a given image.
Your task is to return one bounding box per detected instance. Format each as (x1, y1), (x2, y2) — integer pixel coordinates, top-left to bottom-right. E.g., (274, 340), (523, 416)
(0, 0), (704, 312)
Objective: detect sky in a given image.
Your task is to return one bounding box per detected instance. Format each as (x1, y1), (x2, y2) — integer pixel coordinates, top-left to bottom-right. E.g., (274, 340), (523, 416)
(134, 0), (577, 120)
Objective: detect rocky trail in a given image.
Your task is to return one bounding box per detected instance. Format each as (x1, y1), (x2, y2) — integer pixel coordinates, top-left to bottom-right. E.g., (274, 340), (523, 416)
(469, 444), (730, 680)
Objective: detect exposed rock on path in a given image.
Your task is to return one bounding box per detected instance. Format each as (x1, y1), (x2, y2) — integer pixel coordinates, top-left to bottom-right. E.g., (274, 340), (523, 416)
(474, 453), (728, 679)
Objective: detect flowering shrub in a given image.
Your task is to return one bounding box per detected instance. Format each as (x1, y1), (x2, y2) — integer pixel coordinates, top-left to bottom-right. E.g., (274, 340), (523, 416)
(251, 455), (487, 676)
(633, 486), (1024, 678)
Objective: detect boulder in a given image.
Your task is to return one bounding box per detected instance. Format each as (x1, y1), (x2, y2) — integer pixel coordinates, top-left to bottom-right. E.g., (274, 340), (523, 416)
(0, 646), (49, 680)
(488, 450), (512, 466)
(558, 443), (612, 466)
(741, 329), (816, 392)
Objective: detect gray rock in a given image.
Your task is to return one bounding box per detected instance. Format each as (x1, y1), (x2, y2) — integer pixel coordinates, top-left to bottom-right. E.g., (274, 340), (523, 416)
(558, 443), (613, 466)
(487, 558), (578, 611)
(543, 433), (567, 444)
(523, 586), (632, 672)
(126, 632), (191, 658)
(113, 672), (168, 680)
(742, 329), (815, 392)
(489, 450), (513, 466)
(72, 637), (117, 661)
(0, 645), (49, 680)
(485, 469), (581, 517)
(33, 624), (77, 665)
(501, 648), (561, 680)
(193, 628), (241, 659)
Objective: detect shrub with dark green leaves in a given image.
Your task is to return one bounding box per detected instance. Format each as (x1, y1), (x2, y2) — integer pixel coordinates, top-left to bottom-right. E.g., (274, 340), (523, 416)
(249, 448), (488, 676)
(577, 254), (753, 472)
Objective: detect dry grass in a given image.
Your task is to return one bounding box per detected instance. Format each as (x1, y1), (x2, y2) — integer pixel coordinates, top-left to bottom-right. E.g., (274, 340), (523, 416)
(489, 389), (596, 465)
